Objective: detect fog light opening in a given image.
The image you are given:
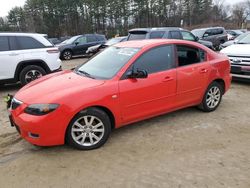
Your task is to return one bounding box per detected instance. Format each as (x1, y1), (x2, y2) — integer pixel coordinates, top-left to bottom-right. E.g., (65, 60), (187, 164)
(28, 132), (40, 139)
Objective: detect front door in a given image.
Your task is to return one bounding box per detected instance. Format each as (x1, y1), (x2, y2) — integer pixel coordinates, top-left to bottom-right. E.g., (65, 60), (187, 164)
(118, 45), (177, 124)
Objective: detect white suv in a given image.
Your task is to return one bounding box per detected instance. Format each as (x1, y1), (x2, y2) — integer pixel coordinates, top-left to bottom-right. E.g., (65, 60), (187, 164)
(0, 33), (62, 85)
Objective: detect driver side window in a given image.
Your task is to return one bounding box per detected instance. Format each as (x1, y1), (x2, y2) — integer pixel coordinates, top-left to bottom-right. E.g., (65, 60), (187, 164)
(129, 45), (175, 75)
(75, 36), (87, 44)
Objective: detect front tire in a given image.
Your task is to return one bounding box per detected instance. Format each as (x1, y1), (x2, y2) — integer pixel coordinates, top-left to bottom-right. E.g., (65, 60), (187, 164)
(198, 82), (223, 112)
(62, 50), (72, 60)
(66, 108), (111, 150)
(19, 65), (46, 86)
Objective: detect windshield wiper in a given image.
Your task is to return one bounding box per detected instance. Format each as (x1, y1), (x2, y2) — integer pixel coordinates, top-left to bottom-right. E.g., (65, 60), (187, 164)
(237, 42), (248, 44)
(76, 70), (95, 79)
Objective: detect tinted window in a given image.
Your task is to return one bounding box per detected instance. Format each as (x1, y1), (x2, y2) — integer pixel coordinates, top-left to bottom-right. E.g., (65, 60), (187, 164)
(128, 32), (147, 40)
(150, 31), (165, 39)
(169, 31), (182, 39)
(177, 45), (206, 67)
(16, 36), (45, 50)
(132, 45), (175, 74)
(181, 31), (196, 41)
(204, 29), (213, 36)
(75, 36), (87, 44)
(97, 35), (106, 41)
(0, 36), (9, 51)
(87, 36), (97, 43)
(9, 36), (19, 50)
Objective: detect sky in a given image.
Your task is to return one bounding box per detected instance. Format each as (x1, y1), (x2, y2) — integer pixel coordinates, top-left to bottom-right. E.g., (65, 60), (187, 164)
(0, 0), (243, 17)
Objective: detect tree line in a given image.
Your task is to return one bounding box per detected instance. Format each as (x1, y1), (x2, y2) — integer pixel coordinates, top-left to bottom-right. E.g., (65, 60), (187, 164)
(0, 0), (249, 38)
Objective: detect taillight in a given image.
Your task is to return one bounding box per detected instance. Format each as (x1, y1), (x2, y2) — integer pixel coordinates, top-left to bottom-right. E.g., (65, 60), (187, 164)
(47, 49), (59, 53)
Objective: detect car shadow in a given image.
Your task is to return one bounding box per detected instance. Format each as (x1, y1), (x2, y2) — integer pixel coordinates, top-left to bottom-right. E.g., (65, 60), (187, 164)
(0, 83), (22, 92)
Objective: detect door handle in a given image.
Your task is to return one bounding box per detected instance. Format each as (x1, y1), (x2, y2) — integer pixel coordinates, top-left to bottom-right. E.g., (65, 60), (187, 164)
(163, 76), (174, 82)
(200, 69), (208, 73)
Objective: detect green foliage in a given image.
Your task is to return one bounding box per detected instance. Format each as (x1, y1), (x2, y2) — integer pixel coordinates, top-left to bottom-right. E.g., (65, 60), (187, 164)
(0, 0), (223, 37)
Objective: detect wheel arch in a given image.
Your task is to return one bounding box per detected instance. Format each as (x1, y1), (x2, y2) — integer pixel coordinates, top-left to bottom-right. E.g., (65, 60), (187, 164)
(64, 105), (116, 145)
(212, 78), (225, 94)
(14, 60), (51, 81)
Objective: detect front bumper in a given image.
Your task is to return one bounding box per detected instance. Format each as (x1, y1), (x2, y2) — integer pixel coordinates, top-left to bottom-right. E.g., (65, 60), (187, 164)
(231, 65), (250, 80)
(9, 103), (70, 146)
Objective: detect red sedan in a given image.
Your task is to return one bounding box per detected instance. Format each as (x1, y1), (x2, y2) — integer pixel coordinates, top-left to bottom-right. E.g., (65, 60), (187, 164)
(9, 39), (231, 150)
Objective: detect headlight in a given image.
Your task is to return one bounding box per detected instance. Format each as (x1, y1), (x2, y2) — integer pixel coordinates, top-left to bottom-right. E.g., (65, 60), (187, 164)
(24, 104), (59, 116)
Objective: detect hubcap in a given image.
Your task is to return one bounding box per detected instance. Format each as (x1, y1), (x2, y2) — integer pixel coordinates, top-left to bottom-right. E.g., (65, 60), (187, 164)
(25, 70), (43, 83)
(206, 86), (221, 109)
(71, 115), (105, 147)
(63, 51), (71, 60)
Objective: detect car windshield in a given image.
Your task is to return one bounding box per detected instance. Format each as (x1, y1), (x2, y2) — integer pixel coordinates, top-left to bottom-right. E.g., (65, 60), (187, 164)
(235, 32), (250, 42)
(65, 36), (80, 44)
(105, 38), (124, 46)
(76, 46), (140, 79)
(237, 33), (250, 44)
(191, 29), (206, 38)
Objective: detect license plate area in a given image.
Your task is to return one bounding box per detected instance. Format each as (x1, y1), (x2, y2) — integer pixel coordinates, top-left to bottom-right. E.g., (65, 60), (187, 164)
(231, 66), (242, 74)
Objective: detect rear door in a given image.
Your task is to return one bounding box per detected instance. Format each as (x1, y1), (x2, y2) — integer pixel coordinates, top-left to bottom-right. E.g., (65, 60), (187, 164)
(0, 36), (23, 80)
(118, 45), (177, 124)
(175, 44), (211, 107)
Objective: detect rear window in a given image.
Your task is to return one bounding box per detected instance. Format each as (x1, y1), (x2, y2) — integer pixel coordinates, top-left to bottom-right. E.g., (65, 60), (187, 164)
(149, 31), (165, 39)
(0, 36), (9, 51)
(128, 32), (147, 41)
(16, 36), (45, 50)
(87, 36), (97, 43)
(97, 35), (106, 41)
(169, 31), (182, 39)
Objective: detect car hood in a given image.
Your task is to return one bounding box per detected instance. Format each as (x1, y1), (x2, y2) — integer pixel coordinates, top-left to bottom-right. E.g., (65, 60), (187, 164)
(198, 39), (213, 47)
(221, 40), (235, 47)
(15, 71), (105, 104)
(220, 44), (250, 56)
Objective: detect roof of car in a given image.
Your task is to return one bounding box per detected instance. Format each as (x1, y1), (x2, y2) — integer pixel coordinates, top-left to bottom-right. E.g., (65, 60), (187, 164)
(114, 39), (200, 48)
(192, 27), (225, 31)
(129, 27), (182, 32)
(0, 32), (47, 37)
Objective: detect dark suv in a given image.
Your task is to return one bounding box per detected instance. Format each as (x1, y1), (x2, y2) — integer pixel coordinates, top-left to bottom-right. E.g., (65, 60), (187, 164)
(58, 34), (106, 60)
(191, 27), (228, 50)
(127, 27), (214, 49)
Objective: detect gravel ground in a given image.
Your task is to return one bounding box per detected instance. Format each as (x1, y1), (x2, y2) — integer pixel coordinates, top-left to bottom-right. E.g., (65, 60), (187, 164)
(0, 58), (249, 188)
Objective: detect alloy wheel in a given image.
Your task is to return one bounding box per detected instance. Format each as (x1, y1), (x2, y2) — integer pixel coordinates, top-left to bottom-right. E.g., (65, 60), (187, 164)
(71, 115), (105, 147)
(25, 70), (43, 83)
(206, 86), (221, 109)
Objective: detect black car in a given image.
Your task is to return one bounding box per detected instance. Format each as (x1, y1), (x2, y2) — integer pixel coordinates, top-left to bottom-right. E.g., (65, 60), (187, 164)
(127, 27), (214, 50)
(58, 34), (106, 60)
(86, 36), (127, 56)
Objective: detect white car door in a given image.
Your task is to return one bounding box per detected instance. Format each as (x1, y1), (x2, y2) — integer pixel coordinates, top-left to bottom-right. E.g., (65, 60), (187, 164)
(0, 36), (23, 80)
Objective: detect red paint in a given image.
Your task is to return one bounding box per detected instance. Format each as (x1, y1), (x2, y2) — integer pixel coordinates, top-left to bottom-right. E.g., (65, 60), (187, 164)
(10, 39), (231, 146)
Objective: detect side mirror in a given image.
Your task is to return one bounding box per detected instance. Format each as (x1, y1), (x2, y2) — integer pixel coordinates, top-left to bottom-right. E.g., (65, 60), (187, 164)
(195, 36), (199, 41)
(75, 42), (79, 46)
(203, 33), (209, 38)
(126, 69), (148, 79)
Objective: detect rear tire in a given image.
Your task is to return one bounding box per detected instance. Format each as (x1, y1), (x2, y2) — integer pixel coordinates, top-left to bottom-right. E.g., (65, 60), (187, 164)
(19, 65), (46, 86)
(66, 108), (111, 150)
(198, 82), (223, 112)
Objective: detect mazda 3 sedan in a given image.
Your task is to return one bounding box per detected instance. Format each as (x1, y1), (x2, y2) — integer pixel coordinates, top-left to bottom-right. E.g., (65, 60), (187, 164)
(8, 39), (231, 150)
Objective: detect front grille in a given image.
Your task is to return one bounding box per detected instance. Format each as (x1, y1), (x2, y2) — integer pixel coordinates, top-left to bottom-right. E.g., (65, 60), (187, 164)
(228, 56), (250, 65)
(11, 98), (23, 110)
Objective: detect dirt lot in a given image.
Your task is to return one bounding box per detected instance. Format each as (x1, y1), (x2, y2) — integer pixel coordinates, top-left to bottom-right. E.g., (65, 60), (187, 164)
(0, 58), (250, 188)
